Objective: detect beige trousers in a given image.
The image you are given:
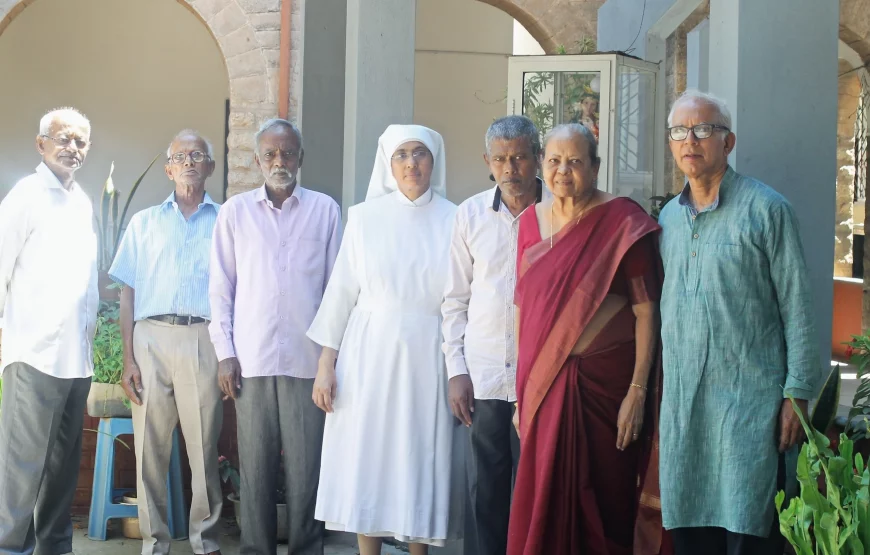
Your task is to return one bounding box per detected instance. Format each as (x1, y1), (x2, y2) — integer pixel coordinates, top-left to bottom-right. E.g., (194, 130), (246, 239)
(132, 319), (223, 555)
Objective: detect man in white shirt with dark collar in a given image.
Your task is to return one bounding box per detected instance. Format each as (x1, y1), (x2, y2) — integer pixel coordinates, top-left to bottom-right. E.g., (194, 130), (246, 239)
(0, 107), (98, 555)
(442, 115), (546, 555)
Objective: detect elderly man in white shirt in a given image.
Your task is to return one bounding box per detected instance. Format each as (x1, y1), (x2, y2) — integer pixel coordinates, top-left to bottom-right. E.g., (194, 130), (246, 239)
(0, 107), (98, 555)
(441, 115), (545, 555)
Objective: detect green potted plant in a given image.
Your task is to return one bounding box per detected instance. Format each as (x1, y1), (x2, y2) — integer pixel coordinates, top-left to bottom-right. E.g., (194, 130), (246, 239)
(220, 454), (290, 542)
(86, 297), (131, 418)
(95, 156), (159, 300)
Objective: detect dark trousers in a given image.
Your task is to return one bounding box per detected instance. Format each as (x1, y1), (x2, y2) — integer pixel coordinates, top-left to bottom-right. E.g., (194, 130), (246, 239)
(0, 362), (91, 555)
(235, 376), (325, 555)
(671, 456), (786, 555)
(468, 399), (520, 555)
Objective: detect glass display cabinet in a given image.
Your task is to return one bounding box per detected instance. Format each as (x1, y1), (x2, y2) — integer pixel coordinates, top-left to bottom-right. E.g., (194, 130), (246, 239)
(507, 53), (662, 209)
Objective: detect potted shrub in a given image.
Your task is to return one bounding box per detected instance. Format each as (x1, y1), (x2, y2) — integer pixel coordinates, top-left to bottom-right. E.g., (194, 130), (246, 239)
(86, 298), (131, 418)
(219, 455), (289, 542)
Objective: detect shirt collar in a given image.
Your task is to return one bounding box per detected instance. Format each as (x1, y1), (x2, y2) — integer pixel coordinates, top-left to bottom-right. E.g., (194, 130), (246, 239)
(395, 187), (434, 207)
(677, 166), (735, 216)
(491, 177), (545, 212)
(35, 162), (77, 192)
(161, 191), (220, 210)
(255, 183), (304, 208)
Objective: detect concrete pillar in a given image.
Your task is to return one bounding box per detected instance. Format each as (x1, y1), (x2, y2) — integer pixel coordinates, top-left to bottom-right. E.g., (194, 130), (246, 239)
(342, 0), (416, 212)
(708, 0), (838, 372)
(686, 18), (709, 92)
(300, 0), (347, 205)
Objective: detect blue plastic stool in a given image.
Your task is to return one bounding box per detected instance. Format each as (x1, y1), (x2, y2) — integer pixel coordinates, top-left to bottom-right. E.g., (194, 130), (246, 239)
(88, 417), (189, 541)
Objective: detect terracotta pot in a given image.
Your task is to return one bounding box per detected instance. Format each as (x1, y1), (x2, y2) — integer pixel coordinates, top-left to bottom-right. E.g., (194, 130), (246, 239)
(228, 493), (288, 542)
(120, 495), (142, 539)
(87, 383), (132, 418)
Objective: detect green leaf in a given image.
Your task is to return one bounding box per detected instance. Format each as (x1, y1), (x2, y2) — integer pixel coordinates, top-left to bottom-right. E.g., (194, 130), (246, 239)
(812, 365), (842, 433)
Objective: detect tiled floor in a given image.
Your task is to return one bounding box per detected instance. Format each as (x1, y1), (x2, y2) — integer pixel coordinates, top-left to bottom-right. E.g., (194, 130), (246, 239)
(71, 517), (410, 555)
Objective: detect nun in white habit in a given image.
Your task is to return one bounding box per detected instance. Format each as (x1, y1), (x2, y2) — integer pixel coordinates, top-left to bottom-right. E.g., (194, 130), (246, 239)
(307, 124), (458, 554)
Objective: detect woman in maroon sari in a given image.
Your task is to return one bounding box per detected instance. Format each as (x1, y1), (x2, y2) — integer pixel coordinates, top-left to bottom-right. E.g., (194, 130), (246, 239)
(507, 124), (667, 555)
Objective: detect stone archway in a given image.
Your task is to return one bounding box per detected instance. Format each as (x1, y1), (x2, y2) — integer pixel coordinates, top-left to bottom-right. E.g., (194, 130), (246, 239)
(0, 0), (293, 195)
(477, 0), (606, 53)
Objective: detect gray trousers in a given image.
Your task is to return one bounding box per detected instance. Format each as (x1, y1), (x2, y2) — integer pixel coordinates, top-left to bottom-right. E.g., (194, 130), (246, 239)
(0, 362), (91, 555)
(235, 376), (325, 555)
(132, 320), (224, 555)
(467, 399), (520, 555)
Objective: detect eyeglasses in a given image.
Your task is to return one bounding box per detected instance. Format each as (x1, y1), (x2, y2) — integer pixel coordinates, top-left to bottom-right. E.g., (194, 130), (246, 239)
(391, 150), (430, 162)
(668, 124), (730, 141)
(41, 135), (90, 150)
(169, 151), (210, 164)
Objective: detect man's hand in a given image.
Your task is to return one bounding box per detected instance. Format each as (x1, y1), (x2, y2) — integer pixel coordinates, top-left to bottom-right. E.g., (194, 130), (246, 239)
(448, 374), (475, 427)
(779, 398), (809, 453)
(121, 358), (144, 406)
(218, 357), (242, 400)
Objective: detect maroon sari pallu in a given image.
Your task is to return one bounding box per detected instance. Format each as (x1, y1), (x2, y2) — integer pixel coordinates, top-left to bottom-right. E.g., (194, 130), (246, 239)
(507, 198), (667, 555)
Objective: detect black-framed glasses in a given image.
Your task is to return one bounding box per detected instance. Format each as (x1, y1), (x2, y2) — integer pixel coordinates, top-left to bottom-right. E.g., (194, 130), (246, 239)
(169, 151), (210, 164)
(41, 134), (90, 149)
(391, 150), (430, 162)
(667, 124), (730, 141)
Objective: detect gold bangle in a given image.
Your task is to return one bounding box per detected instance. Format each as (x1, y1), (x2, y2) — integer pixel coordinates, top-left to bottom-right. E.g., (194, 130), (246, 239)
(630, 382), (647, 391)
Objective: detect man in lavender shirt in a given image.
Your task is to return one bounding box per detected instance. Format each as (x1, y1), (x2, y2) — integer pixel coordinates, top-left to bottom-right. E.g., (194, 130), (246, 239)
(209, 119), (341, 555)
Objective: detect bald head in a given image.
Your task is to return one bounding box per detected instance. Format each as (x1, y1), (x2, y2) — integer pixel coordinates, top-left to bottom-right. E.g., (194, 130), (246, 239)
(164, 129), (215, 191)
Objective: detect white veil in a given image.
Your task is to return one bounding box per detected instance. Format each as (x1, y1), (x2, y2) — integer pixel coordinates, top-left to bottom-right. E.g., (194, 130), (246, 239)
(365, 124), (447, 201)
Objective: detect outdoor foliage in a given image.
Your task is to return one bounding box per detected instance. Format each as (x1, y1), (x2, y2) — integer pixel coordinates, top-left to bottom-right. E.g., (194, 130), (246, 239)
(522, 37), (597, 136)
(219, 454), (287, 504)
(96, 156), (159, 271)
(93, 299), (123, 385)
(776, 393), (870, 554)
(846, 334), (870, 440)
(649, 193), (677, 221)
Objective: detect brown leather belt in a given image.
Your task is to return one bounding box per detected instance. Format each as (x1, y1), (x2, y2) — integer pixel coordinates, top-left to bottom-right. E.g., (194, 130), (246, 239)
(148, 314), (207, 326)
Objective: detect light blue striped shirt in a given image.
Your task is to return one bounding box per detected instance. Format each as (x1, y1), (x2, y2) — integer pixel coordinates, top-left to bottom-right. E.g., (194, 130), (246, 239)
(109, 192), (220, 321)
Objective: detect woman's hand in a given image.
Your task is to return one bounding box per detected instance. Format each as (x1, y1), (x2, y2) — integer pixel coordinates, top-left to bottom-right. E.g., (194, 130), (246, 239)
(616, 387), (646, 451)
(312, 349), (338, 413)
(512, 404), (520, 440)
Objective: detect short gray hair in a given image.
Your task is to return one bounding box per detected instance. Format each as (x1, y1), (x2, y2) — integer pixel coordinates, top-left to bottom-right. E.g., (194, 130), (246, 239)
(166, 129), (214, 159)
(39, 107), (90, 135)
(485, 115), (540, 156)
(543, 123), (599, 163)
(255, 118), (303, 150)
(668, 89), (732, 129)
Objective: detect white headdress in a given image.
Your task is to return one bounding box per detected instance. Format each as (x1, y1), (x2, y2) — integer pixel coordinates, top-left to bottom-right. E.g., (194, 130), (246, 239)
(365, 124), (447, 201)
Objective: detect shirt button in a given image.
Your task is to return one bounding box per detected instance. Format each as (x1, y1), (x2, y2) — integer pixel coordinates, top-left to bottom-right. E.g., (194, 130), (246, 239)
(691, 215), (696, 220)
(280, 315), (286, 320)
(691, 252), (697, 257)
(506, 363), (512, 368)
(280, 290), (286, 296)
(280, 265), (287, 271)
(279, 340), (285, 345)
(693, 234), (699, 239)
(280, 241), (287, 247)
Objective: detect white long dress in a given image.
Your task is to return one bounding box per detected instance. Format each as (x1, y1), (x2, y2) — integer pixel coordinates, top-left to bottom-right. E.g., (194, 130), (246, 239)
(307, 188), (457, 545)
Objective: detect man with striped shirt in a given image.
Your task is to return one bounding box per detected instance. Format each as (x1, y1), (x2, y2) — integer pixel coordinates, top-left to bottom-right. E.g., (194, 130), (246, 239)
(110, 130), (223, 555)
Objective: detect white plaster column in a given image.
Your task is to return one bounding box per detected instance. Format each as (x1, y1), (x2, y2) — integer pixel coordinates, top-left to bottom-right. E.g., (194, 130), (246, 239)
(708, 0), (838, 374)
(686, 18), (709, 91)
(342, 0), (416, 212)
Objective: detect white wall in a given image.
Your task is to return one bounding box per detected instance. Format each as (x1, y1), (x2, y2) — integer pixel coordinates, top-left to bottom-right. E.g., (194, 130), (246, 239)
(514, 20), (545, 55)
(414, 0), (514, 204)
(0, 0), (229, 216)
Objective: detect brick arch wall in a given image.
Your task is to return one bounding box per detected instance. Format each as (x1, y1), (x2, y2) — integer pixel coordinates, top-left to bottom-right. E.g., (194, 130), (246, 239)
(0, 0), (296, 195)
(841, 0), (870, 64)
(476, 0), (606, 53)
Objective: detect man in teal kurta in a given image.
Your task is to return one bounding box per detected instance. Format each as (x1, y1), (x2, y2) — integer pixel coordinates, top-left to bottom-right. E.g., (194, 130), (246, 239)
(658, 90), (820, 555)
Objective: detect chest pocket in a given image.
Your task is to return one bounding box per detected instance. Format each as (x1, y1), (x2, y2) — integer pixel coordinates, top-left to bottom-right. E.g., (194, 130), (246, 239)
(292, 237), (325, 278)
(700, 243), (745, 292)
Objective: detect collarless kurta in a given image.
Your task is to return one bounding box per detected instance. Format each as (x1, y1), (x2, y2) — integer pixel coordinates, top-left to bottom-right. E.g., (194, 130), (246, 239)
(658, 167), (820, 537)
